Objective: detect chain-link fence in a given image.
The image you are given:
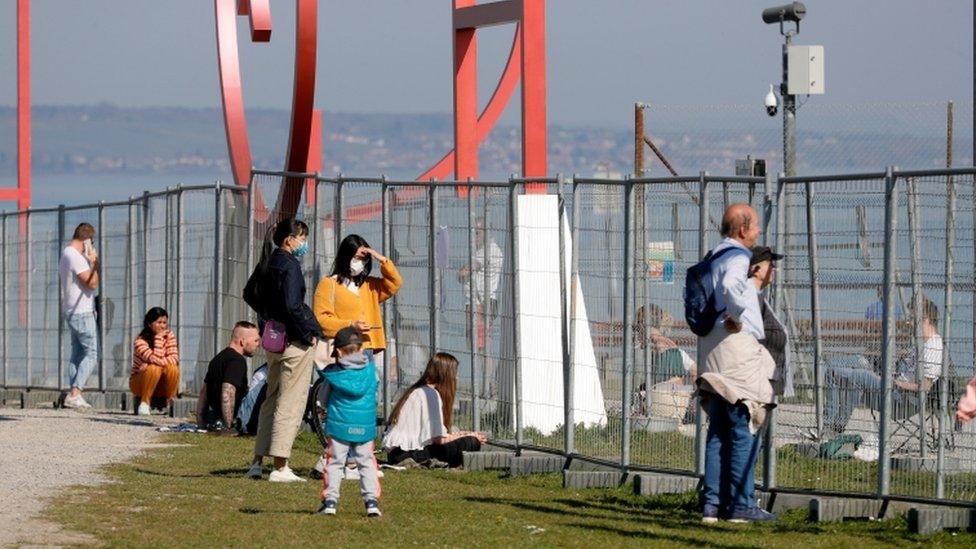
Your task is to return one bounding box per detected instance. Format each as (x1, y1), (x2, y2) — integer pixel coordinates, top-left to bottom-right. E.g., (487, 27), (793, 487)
(3, 167), (976, 505)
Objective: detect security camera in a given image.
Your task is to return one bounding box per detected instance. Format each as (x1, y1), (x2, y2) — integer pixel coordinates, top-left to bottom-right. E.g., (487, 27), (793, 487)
(765, 84), (778, 117)
(762, 2), (806, 25)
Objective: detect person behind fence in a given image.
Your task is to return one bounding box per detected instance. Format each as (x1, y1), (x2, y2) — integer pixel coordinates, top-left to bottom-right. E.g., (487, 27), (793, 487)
(632, 304), (696, 419)
(958, 375), (976, 424)
(458, 217), (503, 350)
(316, 326), (383, 517)
(59, 222), (100, 409)
(823, 296), (943, 437)
(382, 352), (487, 468)
(130, 307), (180, 415)
(748, 246), (792, 397)
(314, 234), (402, 383)
(195, 321), (261, 432)
(694, 203), (776, 524)
(244, 218), (324, 483)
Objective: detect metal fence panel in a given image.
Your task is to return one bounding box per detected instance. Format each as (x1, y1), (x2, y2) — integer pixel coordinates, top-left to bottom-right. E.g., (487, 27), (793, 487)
(2, 168), (975, 506)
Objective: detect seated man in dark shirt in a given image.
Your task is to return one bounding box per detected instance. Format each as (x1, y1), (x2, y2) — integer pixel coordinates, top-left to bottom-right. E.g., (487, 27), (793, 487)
(196, 321), (261, 431)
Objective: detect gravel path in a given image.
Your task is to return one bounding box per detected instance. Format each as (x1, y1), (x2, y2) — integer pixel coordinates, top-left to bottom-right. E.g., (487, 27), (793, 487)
(0, 406), (174, 548)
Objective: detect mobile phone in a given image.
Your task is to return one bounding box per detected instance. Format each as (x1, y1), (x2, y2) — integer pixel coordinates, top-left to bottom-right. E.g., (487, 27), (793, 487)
(83, 238), (95, 256)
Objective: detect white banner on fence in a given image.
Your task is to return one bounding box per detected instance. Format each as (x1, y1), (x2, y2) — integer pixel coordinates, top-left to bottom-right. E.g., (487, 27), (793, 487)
(504, 194), (607, 435)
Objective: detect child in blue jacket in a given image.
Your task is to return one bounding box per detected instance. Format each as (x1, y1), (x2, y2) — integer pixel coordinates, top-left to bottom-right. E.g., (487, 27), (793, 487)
(317, 327), (382, 517)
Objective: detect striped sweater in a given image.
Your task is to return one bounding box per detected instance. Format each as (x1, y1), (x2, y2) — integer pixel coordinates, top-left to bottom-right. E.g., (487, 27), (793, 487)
(131, 330), (180, 375)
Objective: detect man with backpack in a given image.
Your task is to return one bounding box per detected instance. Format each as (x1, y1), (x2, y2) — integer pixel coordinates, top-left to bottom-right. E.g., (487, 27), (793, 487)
(686, 203), (776, 524)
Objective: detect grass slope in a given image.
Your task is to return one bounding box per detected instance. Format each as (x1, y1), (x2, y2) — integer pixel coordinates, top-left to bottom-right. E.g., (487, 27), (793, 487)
(48, 432), (976, 548)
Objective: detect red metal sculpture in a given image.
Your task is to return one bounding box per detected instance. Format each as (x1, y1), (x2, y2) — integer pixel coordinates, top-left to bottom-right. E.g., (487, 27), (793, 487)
(0, 0), (31, 210)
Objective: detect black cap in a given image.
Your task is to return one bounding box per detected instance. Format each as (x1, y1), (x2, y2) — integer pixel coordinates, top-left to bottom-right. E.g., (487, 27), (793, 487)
(749, 246), (784, 265)
(332, 326), (363, 355)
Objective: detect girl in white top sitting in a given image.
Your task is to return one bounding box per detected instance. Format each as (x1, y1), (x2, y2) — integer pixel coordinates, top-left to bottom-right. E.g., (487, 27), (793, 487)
(382, 352), (487, 467)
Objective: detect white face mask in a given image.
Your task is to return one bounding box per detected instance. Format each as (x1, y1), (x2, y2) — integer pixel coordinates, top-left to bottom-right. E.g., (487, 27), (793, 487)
(350, 258), (365, 276)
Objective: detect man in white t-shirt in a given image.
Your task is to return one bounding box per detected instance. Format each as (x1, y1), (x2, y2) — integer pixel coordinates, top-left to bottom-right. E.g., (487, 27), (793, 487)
(824, 297), (944, 435)
(59, 223), (100, 409)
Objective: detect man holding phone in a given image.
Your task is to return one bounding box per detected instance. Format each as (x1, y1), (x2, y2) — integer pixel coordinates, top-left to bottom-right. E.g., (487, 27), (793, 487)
(59, 222), (100, 409)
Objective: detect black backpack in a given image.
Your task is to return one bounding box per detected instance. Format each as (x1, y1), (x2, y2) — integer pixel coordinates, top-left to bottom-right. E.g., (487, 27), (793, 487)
(683, 247), (740, 337)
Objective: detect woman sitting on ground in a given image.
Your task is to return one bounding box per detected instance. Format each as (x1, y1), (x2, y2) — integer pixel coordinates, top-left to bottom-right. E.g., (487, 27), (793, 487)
(130, 307), (180, 415)
(382, 352), (486, 468)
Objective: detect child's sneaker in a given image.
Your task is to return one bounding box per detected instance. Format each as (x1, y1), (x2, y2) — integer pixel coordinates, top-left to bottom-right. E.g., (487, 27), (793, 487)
(317, 499), (337, 516)
(364, 499), (381, 517)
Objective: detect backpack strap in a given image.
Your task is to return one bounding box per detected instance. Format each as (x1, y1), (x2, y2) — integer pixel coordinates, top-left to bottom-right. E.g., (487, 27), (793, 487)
(706, 246), (747, 264)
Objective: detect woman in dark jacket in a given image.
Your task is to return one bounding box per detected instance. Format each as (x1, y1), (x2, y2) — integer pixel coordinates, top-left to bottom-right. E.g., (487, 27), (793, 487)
(244, 218), (323, 482)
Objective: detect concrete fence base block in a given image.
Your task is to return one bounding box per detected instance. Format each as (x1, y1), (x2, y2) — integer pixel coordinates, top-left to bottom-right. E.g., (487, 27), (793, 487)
(169, 397), (197, 419)
(509, 455), (565, 476)
(810, 497), (884, 522)
(890, 455), (964, 473)
(80, 392), (127, 411)
(755, 491), (817, 515)
(907, 507), (976, 535)
(463, 451), (515, 471)
(563, 470), (628, 489)
(633, 473), (698, 496)
(21, 390), (63, 409)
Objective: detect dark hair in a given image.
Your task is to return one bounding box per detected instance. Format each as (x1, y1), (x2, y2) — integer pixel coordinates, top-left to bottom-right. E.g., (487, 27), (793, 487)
(72, 223), (95, 241)
(255, 218), (309, 276)
(138, 307), (169, 349)
(234, 320), (257, 330)
(331, 234), (371, 286)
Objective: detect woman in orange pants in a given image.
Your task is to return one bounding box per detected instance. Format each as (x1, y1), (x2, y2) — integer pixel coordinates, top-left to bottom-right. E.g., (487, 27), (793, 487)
(129, 307), (180, 415)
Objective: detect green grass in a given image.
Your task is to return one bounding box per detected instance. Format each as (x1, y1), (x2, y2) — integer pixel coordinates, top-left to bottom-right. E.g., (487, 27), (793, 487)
(45, 432), (976, 547)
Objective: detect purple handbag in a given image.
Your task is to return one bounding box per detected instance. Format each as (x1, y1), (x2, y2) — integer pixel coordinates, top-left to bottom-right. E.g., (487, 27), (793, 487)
(261, 319), (287, 353)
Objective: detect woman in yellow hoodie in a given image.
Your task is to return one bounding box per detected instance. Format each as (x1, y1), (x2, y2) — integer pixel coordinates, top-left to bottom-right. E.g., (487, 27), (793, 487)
(314, 234), (402, 367)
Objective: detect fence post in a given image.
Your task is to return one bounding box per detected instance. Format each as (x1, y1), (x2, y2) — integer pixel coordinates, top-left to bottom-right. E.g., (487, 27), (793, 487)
(387, 184), (401, 395)
(805, 181), (824, 438)
(556, 175), (570, 456)
(466, 178), (479, 432)
(764, 173), (786, 491)
(312, 174), (322, 284)
(97, 201), (106, 393)
(142, 191), (149, 317)
(25, 211), (32, 389)
(428, 180), (439, 353)
(1, 212), (6, 389)
(214, 183), (224, 368)
(567, 176), (581, 456)
(57, 205), (65, 392)
(335, 175), (344, 255)
(906, 178), (926, 459)
(380, 175), (391, 421)
(695, 171), (709, 476)
(176, 187), (185, 387)
(937, 172), (956, 499)
(621, 177), (635, 470)
(126, 198), (135, 395)
(509, 178), (523, 451)
(878, 166), (899, 498)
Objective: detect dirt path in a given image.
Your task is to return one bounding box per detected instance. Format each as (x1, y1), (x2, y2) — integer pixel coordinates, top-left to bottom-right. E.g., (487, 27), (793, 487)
(0, 407), (174, 548)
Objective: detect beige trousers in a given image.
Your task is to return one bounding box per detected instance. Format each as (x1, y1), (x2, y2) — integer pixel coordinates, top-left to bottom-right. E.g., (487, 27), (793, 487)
(253, 342), (315, 459)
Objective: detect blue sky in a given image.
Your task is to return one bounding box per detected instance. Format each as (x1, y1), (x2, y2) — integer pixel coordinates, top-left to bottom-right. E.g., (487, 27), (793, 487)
(0, 0), (972, 128)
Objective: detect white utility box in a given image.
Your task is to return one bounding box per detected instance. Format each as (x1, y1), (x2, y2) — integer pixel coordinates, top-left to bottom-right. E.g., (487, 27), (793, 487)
(787, 45), (825, 95)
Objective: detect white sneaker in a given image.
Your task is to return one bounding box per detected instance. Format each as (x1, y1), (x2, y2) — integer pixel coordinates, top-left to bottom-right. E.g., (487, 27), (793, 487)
(344, 467), (361, 481)
(269, 467), (306, 483)
(137, 402), (151, 416)
(246, 463), (263, 479)
(63, 395), (92, 409)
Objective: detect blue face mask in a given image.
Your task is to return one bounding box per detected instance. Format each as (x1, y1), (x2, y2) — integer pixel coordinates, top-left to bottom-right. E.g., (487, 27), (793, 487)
(293, 241), (309, 257)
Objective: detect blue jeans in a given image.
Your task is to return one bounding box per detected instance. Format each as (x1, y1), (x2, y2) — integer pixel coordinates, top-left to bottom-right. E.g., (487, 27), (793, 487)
(702, 395), (763, 513)
(825, 361), (904, 432)
(66, 312), (98, 390)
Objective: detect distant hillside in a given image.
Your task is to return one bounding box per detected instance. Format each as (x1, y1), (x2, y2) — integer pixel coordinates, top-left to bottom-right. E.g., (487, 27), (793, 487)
(0, 105), (970, 182)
